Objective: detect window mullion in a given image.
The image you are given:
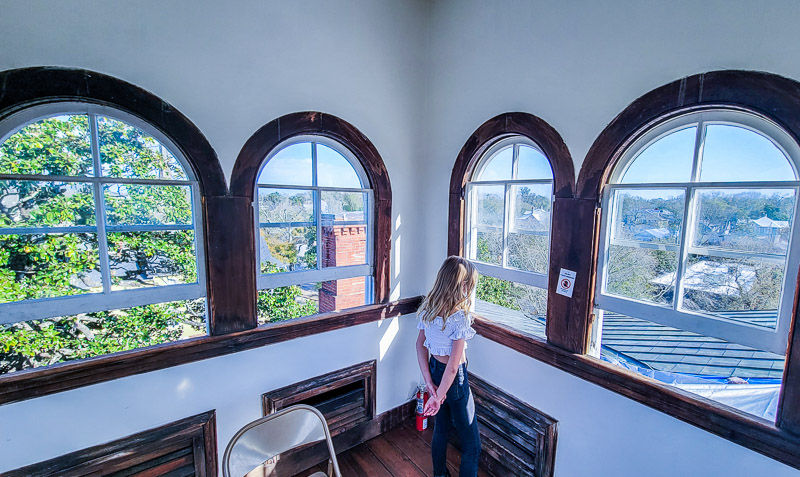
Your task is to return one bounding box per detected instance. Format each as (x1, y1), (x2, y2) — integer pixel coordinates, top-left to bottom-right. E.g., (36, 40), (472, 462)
(311, 143), (323, 271)
(511, 143), (520, 179)
(502, 183), (511, 268)
(464, 183), (475, 259)
(674, 122), (707, 311)
(89, 113), (112, 294)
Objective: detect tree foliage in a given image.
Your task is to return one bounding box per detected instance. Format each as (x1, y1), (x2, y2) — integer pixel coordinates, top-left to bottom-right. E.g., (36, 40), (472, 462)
(0, 115), (203, 373)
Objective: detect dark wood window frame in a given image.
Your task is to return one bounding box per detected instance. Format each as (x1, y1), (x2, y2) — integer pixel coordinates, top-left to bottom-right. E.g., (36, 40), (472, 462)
(0, 69), (403, 407)
(448, 75), (800, 469)
(229, 111), (392, 310)
(447, 111), (578, 347)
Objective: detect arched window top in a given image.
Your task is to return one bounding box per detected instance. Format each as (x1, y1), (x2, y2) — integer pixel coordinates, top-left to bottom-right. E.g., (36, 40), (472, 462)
(472, 137), (553, 182)
(613, 110), (798, 185)
(0, 103), (196, 183)
(251, 131), (379, 322)
(0, 102), (203, 314)
(0, 99), (206, 375)
(257, 136), (367, 189)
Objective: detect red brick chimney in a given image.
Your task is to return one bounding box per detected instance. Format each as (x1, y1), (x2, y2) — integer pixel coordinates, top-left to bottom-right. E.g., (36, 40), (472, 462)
(319, 221), (367, 312)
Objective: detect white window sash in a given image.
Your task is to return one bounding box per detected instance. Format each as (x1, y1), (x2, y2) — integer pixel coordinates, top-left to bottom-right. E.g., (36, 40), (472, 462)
(257, 264), (372, 290)
(595, 293), (787, 354)
(474, 262), (548, 289)
(0, 103), (207, 327)
(598, 111), (800, 355)
(0, 283), (204, 324)
(464, 140), (554, 286)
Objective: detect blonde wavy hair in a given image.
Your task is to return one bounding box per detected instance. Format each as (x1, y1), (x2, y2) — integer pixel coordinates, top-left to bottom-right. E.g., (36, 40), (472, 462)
(418, 256), (479, 329)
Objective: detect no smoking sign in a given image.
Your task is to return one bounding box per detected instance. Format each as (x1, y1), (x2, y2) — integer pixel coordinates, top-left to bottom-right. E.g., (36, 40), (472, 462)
(556, 269), (576, 298)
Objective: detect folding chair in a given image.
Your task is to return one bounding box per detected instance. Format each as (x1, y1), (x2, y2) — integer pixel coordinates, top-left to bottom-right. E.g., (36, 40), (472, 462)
(222, 404), (342, 477)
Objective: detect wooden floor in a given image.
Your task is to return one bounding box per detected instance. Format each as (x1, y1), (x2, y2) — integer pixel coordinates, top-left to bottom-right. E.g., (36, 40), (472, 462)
(295, 421), (491, 477)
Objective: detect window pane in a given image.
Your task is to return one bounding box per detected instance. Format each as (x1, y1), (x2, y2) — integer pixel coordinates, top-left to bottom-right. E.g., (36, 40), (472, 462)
(317, 143), (362, 188)
(611, 189), (685, 244)
(0, 115), (93, 177)
(104, 184), (192, 226)
(693, 189), (795, 254)
(516, 145), (552, 180)
(259, 226), (316, 273)
(0, 298), (206, 374)
(509, 182), (551, 273)
(257, 277), (372, 325)
(257, 188), (314, 224)
(511, 184), (551, 232)
(321, 190), (367, 223)
(620, 126), (697, 184)
(700, 124), (796, 182)
(508, 234), (548, 274)
(606, 244), (677, 306)
(98, 116), (187, 180)
(476, 275), (546, 338)
(0, 180), (95, 228)
(107, 231), (197, 290)
(471, 185), (504, 265)
(476, 145), (512, 181)
(258, 142), (313, 186)
(322, 221), (366, 268)
(599, 310), (783, 421)
(680, 254), (782, 330)
(0, 233), (100, 303)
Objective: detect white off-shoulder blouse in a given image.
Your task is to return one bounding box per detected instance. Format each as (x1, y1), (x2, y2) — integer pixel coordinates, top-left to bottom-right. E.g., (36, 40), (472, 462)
(416, 309), (476, 356)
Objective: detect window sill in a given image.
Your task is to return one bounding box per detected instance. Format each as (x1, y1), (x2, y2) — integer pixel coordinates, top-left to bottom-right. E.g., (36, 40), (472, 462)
(472, 316), (800, 470)
(0, 296), (422, 407)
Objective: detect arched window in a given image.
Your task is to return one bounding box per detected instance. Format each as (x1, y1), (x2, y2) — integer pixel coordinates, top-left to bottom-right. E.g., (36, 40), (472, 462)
(594, 109), (800, 419)
(254, 137), (374, 323)
(0, 103), (205, 373)
(465, 137), (552, 335)
(449, 112), (574, 340)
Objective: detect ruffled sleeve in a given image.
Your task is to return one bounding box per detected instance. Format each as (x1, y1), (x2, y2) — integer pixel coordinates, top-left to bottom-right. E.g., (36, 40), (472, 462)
(448, 310), (476, 341)
(416, 313), (426, 330)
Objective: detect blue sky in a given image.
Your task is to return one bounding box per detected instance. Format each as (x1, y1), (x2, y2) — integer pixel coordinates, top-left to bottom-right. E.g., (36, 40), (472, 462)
(478, 144), (553, 181)
(257, 142), (363, 188)
(621, 124), (796, 184)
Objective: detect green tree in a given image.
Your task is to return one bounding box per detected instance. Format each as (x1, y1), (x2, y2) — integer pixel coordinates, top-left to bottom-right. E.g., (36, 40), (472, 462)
(257, 262), (318, 323)
(0, 115), (203, 373)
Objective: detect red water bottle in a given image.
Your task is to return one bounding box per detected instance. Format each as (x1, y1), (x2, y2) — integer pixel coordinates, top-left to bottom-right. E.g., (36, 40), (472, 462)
(415, 384), (429, 431)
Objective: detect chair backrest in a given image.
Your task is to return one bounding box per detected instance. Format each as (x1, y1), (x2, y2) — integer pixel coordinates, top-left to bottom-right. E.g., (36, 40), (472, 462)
(222, 404), (341, 477)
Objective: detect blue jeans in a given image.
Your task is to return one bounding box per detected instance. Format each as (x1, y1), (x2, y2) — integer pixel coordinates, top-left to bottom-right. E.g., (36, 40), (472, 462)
(429, 356), (481, 477)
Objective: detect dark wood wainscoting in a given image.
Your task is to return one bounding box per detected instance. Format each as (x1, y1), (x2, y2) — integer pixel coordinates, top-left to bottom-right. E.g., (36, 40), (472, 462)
(467, 373), (558, 477)
(1, 411), (217, 477)
(263, 360), (377, 437)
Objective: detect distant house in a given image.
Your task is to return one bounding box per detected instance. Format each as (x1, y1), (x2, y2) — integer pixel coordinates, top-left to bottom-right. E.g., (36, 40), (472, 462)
(515, 208), (550, 231)
(651, 260), (756, 297)
(751, 216), (789, 240)
(633, 227), (671, 242)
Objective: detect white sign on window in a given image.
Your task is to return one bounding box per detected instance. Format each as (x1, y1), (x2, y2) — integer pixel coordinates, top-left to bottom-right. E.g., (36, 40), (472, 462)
(556, 268), (576, 298)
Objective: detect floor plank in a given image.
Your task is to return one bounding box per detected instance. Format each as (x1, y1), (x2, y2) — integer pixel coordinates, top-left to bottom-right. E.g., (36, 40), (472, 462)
(291, 419), (492, 476)
(347, 444), (391, 475)
(366, 435), (426, 477)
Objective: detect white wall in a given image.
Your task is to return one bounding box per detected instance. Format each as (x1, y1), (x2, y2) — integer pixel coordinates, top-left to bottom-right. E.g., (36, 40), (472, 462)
(469, 336), (798, 476)
(0, 315), (421, 473)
